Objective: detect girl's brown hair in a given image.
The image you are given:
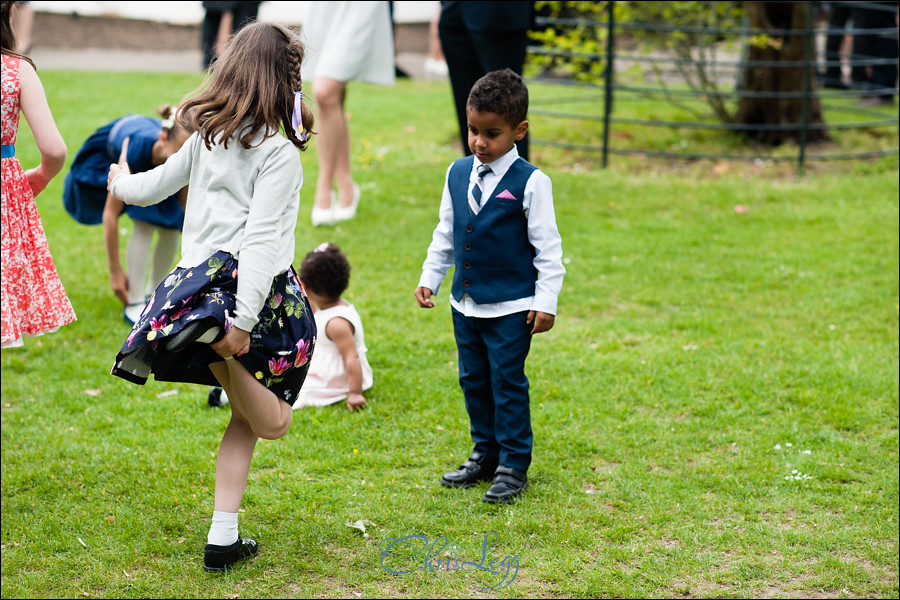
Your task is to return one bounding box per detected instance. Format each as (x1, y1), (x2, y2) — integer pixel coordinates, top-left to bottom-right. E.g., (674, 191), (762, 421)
(177, 21), (314, 151)
(1, 1), (35, 68)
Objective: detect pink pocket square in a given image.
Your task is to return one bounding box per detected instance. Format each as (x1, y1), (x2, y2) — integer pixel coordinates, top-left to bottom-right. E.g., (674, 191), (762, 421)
(495, 189), (517, 200)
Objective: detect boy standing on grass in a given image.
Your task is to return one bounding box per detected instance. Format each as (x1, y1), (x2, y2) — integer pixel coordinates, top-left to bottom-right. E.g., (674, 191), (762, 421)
(415, 68), (565, 504)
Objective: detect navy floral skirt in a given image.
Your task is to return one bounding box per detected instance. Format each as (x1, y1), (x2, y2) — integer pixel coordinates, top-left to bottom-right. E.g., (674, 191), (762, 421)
(111, 251), (316, 406)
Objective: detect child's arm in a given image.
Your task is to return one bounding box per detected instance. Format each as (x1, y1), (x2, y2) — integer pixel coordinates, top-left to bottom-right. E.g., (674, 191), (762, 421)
(416, 166), (455, 308)
(107, 137), (190, 206)
(102, 193), (129, 305)
(524, 170), (565, 334)
(18, 61), (66, 197)
(326, 317), (368, 411)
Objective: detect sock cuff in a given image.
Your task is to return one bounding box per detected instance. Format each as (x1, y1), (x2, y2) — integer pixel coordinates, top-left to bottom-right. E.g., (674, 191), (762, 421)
(211, 511), (239, 525)
(208, 511), (240, 546)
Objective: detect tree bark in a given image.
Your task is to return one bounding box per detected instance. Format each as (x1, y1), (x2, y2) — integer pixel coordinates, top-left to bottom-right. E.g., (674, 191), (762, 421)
(735, 2), (831, 145)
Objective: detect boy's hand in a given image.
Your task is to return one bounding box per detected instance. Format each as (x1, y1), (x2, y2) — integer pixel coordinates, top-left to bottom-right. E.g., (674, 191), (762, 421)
(527, 311), (555, 335)
(415, 286), (435, 308)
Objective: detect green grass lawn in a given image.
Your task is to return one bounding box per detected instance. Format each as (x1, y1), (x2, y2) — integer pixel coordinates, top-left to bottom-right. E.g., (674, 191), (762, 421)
(1, 70), (898, 599)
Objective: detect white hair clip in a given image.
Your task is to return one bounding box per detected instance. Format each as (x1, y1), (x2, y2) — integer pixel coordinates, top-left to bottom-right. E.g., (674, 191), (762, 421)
(160, 105), (179, 130)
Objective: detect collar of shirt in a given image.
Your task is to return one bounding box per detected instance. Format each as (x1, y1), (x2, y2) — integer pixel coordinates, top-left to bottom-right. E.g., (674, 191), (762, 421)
(473, 145), (520, 192)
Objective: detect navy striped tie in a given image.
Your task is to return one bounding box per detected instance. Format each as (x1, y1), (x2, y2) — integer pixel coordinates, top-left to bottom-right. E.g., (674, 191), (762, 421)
(469, 163), (493, 215)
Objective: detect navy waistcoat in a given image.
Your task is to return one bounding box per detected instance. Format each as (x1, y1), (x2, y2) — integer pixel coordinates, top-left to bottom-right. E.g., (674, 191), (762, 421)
(449, 155), (538, 304)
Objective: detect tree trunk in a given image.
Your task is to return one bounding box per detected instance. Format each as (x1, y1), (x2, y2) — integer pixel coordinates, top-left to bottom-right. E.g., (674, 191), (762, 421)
(735, 2), (831, 145)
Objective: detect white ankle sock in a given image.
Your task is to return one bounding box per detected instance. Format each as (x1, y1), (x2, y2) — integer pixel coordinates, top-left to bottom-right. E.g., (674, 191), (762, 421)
(207, 511), (239, 546)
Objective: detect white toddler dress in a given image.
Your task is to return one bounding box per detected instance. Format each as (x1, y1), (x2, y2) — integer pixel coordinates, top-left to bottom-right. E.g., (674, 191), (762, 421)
(293, 302), (373, 408)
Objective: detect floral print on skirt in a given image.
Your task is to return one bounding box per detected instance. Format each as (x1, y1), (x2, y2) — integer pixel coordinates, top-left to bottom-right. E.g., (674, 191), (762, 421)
(111, 251), (316, 405)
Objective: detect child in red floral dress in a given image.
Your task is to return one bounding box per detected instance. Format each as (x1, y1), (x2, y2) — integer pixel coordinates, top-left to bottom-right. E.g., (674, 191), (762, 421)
(1, 0), (75, 349)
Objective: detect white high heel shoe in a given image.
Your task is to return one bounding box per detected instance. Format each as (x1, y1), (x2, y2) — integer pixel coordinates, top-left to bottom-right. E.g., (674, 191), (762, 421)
(334, 183), (360, 222)
(311, 204), (335, 227)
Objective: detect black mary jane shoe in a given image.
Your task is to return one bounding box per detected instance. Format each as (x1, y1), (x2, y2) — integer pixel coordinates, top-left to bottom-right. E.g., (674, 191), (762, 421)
(208, 387), (229, 408)
(203, 536), (259, 573)
(483, 466), (528, 504)
(440, 452), (498, 488)
(166, 319), (224, 353)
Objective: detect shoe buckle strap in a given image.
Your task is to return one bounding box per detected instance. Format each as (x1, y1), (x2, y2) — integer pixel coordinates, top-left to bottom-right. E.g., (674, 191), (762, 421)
(493, 466), (525, 483)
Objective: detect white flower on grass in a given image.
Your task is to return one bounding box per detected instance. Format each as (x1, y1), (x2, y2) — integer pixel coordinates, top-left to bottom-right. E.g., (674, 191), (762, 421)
(784, 469), (813, 481)
(774, 444), (782, 450)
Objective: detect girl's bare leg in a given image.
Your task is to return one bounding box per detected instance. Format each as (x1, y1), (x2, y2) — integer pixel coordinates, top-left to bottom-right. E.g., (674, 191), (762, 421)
(209, 362), (258, 513)
(312, 77), (354, 210)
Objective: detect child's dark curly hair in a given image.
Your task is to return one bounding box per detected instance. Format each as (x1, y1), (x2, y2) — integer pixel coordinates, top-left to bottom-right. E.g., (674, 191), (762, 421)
(465, 68), (529, 128)
(300, 243), (351, 300)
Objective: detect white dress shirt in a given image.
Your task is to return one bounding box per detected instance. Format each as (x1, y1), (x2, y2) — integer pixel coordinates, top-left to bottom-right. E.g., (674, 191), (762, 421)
(418, 146), (565, 317)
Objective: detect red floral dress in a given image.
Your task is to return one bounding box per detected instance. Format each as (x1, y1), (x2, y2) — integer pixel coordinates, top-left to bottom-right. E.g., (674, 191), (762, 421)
(1, 55), (76, 348)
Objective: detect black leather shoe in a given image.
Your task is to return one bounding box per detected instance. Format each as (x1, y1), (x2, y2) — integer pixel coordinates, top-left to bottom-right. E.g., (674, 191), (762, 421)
(203, 536), (259, 572)
(440, 452), (498, 488)
(208, 387), (229, 408)
(483, 466), (528, 504)
(167, 319), (223, 353)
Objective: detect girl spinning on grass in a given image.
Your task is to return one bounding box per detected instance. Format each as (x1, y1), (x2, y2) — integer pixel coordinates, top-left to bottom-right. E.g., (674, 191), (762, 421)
(107, 21), (316, 573)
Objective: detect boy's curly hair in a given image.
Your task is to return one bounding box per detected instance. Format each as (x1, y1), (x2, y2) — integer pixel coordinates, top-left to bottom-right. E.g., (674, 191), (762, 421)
(465, 68), (529, 128)
(300, 243), (351, 301)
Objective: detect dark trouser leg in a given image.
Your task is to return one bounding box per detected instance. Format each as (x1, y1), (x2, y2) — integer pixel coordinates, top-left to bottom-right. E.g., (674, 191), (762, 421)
(201, 11), (222, 70)
(468, 29), (531, 161)
(482, 311), (533, 472)
(452, 309), (500, 460)
(439, 13), (481, 156)
(232, 3), (260, 31)
(439, 9), (531, 160)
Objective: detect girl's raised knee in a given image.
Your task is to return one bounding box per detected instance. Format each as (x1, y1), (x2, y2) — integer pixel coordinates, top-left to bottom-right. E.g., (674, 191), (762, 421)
(253, 409), (292, 440)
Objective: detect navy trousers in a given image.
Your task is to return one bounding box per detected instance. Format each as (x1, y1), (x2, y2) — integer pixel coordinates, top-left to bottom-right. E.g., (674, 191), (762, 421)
(452, 308), (533, 472)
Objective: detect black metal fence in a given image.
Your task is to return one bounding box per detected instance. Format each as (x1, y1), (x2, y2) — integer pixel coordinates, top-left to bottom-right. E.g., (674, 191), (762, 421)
(525, 1), (899, 174)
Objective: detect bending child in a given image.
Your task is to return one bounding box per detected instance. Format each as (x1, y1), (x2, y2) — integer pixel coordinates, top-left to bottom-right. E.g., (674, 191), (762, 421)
(2, 1), (75, 349)
(107, 22), (316, 572)
(64, 105), (194, 324)
(415, 68), (565, 504)
(294, 242), (372, 411)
